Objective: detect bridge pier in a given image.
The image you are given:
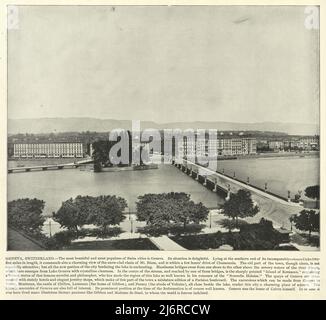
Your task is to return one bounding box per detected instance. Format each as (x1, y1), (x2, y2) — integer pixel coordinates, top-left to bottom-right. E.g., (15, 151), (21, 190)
(213, 179), (217, 192)
(42, 167), (48, 171)
(189, 168), (192, 177)
(226, 184), (231, 201)
(203, 176), (207, 186)
(195, 172), (199, 181)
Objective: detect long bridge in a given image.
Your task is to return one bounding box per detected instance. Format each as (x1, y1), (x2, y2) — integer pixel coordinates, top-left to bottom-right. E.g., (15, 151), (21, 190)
(172, 159), (304, 230)
(8, 159), (93, 174)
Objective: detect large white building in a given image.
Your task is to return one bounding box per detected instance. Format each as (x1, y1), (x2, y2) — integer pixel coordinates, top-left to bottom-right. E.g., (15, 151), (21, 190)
(13, 142), (84, 158)
(177, 134), (257, 159)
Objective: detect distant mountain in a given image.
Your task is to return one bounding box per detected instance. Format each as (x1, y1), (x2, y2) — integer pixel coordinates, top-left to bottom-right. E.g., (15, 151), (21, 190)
(8, 117), (319, 136)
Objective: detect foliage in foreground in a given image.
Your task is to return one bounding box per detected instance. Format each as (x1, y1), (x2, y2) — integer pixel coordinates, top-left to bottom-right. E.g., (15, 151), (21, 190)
(172, 218), (291, 250)
(304, 185), (320, 200)
(222, 189), (259, 227)
(53, 195), (127, 237)
(8, 198), (45, 233)
(136, 192), (209, 230)
(290, 209), (320, 238)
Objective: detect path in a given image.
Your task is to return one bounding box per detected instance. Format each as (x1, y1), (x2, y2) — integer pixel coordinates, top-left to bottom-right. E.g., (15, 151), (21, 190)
(149, 235), (187, 250)
(8, 228), (44, 251)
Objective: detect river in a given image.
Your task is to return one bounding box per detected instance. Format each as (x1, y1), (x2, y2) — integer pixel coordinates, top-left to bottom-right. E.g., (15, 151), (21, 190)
(8, 164), (224, 216)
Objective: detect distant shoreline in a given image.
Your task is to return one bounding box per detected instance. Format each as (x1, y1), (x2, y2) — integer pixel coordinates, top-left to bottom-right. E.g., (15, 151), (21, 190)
(217, 151), (320, 161)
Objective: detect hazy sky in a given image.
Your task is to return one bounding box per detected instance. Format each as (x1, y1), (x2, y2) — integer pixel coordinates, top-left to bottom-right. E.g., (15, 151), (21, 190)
(8, 6), (319, 124)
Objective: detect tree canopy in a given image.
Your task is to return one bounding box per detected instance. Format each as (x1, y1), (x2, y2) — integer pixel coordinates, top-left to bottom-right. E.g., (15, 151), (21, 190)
(8, 198), (45, 232)
(90, 195), (127, 232)
(53, 195), (128, 236)
(304, 185), (320, 200)
(136, 192), (209, 230)
(222, 189), (259, 226)
(53, 196), (93, 236)
(290, 209), (320, 237)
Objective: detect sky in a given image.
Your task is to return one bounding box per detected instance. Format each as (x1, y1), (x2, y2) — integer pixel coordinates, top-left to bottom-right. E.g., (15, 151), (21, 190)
(8, 5), (320, 124)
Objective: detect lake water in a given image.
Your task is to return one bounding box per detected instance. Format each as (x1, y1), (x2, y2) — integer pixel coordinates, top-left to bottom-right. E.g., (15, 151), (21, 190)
(8, 164), (224, 216)
(209, 155), (319, 199)
(8, 156), (319, 216)
(8, 157), (319, 237)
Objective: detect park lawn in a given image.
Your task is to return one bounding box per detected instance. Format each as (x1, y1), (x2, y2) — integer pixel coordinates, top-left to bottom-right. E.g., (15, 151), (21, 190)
(170, 226), (298, 251)
(66, 238), (159, 250)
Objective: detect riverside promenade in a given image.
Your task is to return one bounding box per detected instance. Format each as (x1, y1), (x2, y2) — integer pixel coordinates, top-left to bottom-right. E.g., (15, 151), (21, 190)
(174, 159), (303, 230)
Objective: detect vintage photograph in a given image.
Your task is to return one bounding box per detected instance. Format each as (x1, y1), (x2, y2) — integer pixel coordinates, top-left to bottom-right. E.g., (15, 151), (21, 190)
(7, 5), (320, 251)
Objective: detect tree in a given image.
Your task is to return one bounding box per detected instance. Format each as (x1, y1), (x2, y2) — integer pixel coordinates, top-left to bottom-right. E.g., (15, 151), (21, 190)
(136, 192), (209, 231)
(304, 185), (320, 200)
(222, 189), (259, 227)
(90, 195), (127, 233)
(290, 210), (320, 238)
(53, 196), (94, 237)
(136, 193), (165, 225)
(8, 198), (45, 233)
(92, 133), (132, 171)
(174, 199), (209, 230)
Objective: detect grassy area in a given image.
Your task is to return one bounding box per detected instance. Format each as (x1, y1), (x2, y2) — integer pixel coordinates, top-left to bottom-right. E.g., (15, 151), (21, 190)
(171, 221), (297, 250)
(66, 238), (159, 250)
(291, 232), (320, 247)
(171, 232), (232, 250)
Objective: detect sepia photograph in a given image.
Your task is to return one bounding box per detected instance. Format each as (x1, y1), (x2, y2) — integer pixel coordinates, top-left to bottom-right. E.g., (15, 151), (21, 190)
(7, 5), (320, 252)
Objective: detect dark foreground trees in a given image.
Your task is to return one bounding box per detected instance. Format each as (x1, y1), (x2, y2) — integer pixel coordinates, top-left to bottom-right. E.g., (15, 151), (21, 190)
(290, 209), (320, 239)
(90, 195), (127, 233)
(304, 185), (320, 200)
(222, 189), (259, 228)
(8, 198), (45, 233)
(136, 192), (209, 234)
(53, 195), (127, 236)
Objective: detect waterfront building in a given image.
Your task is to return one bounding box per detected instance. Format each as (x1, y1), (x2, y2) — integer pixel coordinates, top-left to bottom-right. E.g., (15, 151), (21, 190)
(13, 142), (84, 158)
(268, 141), (284, 151)
(298, 136), (319, 150)
(177, 133), (257, 159)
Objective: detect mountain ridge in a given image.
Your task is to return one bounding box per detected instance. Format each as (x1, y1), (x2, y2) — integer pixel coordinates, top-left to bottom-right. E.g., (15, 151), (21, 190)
(8, 117), (319, 136)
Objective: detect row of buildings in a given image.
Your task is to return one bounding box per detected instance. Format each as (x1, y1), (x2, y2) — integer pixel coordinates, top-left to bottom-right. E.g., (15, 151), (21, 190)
(9, 134), (319, 159)
(12, 142), (85, 158)
(177, 136), (257, 159)
(267, 136), (319, 151)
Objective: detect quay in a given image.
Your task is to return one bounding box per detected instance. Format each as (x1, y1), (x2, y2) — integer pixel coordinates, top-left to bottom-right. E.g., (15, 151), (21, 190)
(172, 159), (303, 230)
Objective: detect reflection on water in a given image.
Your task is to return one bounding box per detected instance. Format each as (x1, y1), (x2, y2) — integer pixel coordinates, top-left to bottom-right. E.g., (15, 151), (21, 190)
(8, 165), (224, 215)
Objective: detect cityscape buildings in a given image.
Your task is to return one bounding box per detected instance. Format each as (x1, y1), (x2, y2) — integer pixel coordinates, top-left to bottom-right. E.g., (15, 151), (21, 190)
(13, 142), (84, 158)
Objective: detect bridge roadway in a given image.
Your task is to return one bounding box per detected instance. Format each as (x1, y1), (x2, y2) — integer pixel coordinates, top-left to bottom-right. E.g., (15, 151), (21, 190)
(173, 159), (303, 230)
(8, 158), (93, 173)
